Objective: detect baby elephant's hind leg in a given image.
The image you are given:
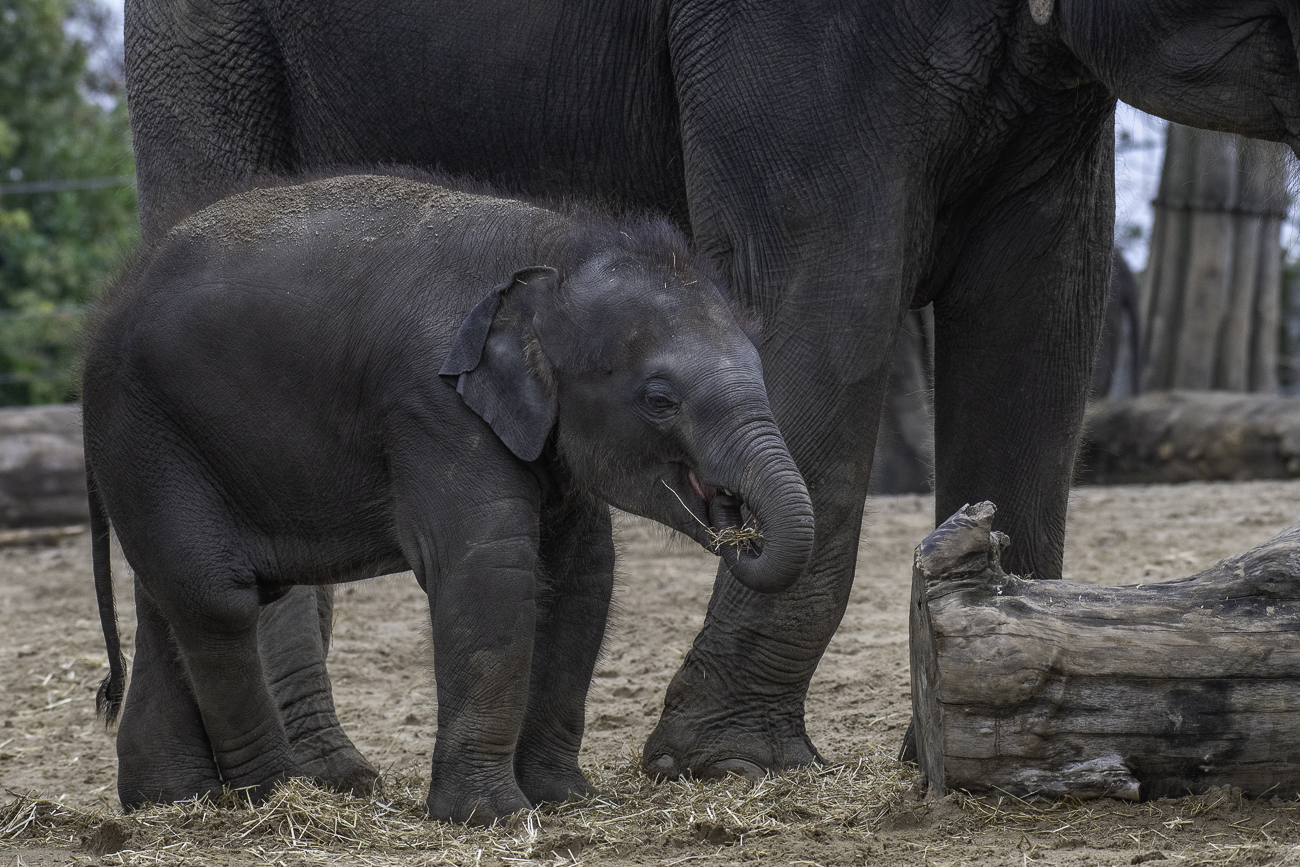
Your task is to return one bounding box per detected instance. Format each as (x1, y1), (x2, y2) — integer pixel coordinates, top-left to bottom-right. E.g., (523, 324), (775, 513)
(514, 498), (614, 805)
(261, 586), (378, 794)
(116, 579), (223, 809)
(147, 553), (304, 799)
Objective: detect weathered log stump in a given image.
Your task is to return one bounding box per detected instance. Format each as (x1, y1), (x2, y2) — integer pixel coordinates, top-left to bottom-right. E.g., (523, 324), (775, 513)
(1080, 392), (1300, 485)
(909, 501), (1300, 801)
(0, 404), (88, 527)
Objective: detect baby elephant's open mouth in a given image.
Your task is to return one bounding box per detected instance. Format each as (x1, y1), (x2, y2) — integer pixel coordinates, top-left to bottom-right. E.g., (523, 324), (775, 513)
(679, 469), (763, 557)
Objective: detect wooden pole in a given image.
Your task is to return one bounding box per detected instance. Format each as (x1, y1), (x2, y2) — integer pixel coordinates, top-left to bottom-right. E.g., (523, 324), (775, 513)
(1138, 125), (1289, 394)
(1243, 138), (1287, 393)
(1173, 132), (1237, 389)
(1140, 124), (1197, 393)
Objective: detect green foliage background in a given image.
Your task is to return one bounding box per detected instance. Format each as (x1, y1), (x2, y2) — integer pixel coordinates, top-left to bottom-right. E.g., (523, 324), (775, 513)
(0, 0), (137, 405)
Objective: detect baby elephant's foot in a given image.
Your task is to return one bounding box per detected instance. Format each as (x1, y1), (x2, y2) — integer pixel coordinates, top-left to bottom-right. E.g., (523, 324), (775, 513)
(119, 775), (225, 812)
(517, 766), (600, 806)
(426, 777), (531, 825)
(293, 736), (380, 795)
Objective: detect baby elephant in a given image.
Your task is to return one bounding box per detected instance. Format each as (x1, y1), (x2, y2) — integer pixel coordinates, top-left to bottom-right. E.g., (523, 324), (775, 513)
(85, 174), (814, 823)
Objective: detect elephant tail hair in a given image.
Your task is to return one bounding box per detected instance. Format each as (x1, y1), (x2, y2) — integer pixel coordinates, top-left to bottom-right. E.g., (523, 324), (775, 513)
(89, 466), (125, 725)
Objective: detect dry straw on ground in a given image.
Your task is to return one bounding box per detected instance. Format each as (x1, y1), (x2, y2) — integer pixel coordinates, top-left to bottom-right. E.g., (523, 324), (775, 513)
(6, 756), (1300, 867)
(8, 486), (1300, 866)
(2, 752), (911, 866)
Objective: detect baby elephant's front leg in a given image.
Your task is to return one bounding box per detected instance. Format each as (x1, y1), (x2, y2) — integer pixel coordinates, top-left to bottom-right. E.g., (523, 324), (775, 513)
(514, 497), (613, 805)
(422, 531), (539, 824)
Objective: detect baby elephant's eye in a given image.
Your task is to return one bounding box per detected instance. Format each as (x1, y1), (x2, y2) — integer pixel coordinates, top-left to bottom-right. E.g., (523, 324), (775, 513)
(639, 381), (681, 417)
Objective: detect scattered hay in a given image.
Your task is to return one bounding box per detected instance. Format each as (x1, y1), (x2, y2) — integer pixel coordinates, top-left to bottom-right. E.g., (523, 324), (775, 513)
(2, 792), (101, 842)
(1, 751), (909, 865)
(6, 759), (1300, 866)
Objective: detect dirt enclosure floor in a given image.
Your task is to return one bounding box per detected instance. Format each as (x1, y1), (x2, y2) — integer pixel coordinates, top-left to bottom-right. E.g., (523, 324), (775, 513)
(3, 481), (1300, 866)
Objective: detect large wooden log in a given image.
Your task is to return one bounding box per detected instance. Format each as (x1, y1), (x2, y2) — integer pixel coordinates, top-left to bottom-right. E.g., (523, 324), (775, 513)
(0, 404), (88, 528)
(909, 502), (1300, 801)
(1080, 391), (1300, 484)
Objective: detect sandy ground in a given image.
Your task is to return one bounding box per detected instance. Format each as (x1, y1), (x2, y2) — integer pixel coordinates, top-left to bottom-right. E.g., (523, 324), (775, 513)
(2, 481), (1300, 865)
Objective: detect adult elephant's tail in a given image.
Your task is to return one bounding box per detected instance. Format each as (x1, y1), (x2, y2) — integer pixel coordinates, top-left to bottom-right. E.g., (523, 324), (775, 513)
(90, 466), (125, 724)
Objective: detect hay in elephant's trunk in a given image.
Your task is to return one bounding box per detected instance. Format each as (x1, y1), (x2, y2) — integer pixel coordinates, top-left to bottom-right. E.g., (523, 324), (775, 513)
(662, 480), (764, 555)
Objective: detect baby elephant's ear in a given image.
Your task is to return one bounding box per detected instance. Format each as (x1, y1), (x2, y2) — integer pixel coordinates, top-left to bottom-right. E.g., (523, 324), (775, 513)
(440, 266), (560, 462)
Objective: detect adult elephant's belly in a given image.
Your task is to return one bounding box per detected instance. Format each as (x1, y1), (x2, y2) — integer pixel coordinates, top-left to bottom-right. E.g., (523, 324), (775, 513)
(277, 0), (689, 223)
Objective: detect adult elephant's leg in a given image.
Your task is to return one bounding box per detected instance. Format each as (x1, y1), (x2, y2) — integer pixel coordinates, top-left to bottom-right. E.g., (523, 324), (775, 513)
(644, 287), (902, 779)
(930, 125), (1114, 582)
(129, 2), (355, 773)
(260, 586), (378, 794)
(644, 3), (916, 779)
(125, 0), (294, 243)
(513, 496), (614, 804)
(116, 577), (224, 809)
(127, 0), (349, 788)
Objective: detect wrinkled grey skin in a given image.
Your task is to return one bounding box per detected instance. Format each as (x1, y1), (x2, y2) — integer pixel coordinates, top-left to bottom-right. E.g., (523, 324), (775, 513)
(123, 0), (1300, 782)
(86, 175), (813, 822)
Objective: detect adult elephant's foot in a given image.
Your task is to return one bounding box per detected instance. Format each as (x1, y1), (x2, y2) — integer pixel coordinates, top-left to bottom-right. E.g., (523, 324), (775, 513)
(642, 514), (860, 782)
(290, 729), (380, 795)
(641, 648), (822, 781)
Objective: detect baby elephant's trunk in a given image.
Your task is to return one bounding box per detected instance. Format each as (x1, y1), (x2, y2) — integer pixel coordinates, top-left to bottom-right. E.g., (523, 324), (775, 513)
(708, 426), (814, 595)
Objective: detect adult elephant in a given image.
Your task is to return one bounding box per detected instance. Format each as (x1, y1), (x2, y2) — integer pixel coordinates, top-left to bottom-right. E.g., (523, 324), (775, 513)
(123, 0), (1300, 784)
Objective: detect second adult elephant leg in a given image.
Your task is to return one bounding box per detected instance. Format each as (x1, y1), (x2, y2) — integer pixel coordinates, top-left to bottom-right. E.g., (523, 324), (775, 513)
(125, 0), (293, 243)
(260, 586), (378, 794)
(931, 138), (1113, 582)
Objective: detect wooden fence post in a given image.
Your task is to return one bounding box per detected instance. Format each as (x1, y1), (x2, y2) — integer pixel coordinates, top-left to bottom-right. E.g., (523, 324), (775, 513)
(1140, 126), (1289, 393)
